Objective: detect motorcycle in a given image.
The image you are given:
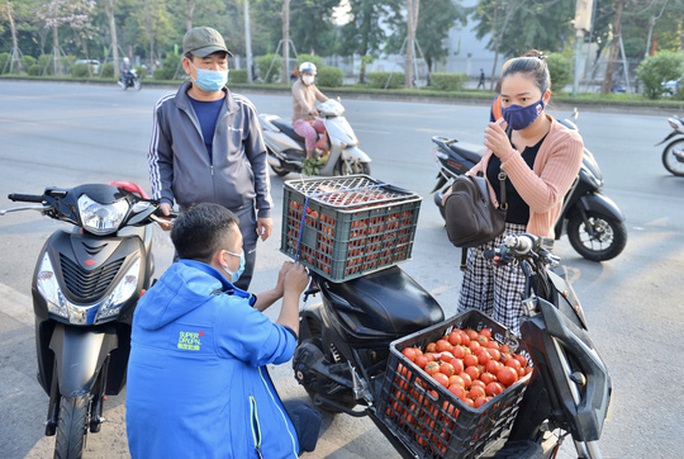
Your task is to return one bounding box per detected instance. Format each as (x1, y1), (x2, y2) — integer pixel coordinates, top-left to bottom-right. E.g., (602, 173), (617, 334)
(430, 117), (627, 262)
(0, 181), (170, 458)
(292, 232), (612, 458)
(655, 115), (684, 176)
(118, 68), (141, 91)
(259, 98), (372, 177)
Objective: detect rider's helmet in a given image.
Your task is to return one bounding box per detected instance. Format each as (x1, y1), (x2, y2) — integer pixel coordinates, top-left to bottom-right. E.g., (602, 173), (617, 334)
(123, 57), (130, 64)
(299, 62), (317, 75)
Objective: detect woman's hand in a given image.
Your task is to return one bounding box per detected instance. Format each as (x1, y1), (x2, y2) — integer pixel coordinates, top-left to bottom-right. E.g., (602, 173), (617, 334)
(484, 122), (515, 160)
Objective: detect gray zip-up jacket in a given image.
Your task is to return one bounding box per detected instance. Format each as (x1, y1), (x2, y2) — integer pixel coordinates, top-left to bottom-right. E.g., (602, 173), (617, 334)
(148, 81), (272, 218)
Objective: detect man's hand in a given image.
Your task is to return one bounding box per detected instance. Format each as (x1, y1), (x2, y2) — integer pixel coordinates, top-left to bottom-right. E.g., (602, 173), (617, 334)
(283, 263), (309, 297)
(158, 203), (174, 231)
(257, 217), (273, 241)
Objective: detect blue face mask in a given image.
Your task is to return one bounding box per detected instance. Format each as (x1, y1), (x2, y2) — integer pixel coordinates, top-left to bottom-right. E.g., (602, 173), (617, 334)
(223, 250), (245, 284)
(191, 64), (228, 92)
(502, 99), (545, 131)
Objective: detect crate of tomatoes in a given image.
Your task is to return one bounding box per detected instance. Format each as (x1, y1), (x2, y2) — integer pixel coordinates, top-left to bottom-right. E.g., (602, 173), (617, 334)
(376, 309), (533, 459)
(281, 175), (421, 282)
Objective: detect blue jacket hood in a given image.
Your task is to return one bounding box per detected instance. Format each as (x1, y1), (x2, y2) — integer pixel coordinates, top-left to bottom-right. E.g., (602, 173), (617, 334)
(134, 259), (238, 330)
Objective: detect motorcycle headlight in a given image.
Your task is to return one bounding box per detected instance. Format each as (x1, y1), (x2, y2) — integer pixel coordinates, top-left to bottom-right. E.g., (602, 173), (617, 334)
(78, 194), (129, 235)
(95, 258), (141, 322)
(36, 253), (68, 319)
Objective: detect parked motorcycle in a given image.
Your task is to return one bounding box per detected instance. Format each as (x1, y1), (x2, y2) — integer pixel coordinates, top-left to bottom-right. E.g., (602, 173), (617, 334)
(259, 98), (372, 177)
(0, 181), (170, 458)
(292, 232), (611, 458)
(655, 115), (684, 176)
(118, 68), (141, 91)
(430, 118), (627, 262)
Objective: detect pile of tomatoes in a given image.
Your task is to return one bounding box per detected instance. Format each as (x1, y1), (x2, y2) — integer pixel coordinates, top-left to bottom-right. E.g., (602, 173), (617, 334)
(385, 325), (533, 456)
(401, 326), (532, 408)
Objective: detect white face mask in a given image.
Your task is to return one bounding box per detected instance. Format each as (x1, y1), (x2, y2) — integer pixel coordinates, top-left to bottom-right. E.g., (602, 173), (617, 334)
(302, 75), (315, 86)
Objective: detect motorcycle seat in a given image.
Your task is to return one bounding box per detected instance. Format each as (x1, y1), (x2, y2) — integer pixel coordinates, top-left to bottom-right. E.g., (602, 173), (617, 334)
(447, 141), (483, 164)
(272, 119), (307, 143)
(321, 266), (444, 336)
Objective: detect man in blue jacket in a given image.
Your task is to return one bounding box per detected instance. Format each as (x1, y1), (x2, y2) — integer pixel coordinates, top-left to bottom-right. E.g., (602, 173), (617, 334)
(148, 26), (273, 290)
(126, 203), (320, 458)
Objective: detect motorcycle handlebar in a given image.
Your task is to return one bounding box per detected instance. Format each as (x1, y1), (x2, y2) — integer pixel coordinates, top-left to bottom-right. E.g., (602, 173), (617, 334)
(8, 193), (43, 203)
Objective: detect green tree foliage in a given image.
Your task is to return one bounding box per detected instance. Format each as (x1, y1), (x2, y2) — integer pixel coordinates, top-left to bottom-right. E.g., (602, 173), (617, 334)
(636, 50), (684, 99)
(316, 66), (344, 87)
(545, 52), (572, 93)
(386, 0), (467, 73)
(471, 0), (575, 60)
(339, 0), (402, 83)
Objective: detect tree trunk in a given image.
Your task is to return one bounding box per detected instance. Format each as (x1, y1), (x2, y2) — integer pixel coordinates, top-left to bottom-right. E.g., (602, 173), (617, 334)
(5, 0), (21, 73)
(601, 0), (624, 94)
(52, 24), (61, 76)
(282, 0), (290, 84)
(186, 0), (195, 32)
(404, 0), (419, 88)
(105, 0), (118, 78)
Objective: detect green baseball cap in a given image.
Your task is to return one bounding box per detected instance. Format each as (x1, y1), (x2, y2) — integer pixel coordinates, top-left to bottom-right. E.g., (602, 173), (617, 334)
(182, 27), (233, 58)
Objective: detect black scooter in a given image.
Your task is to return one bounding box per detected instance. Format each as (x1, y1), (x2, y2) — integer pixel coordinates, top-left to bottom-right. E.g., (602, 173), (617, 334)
(292, 232), (612, 458)
(1, 181), (169, 458)
(430, 118), (627, 262)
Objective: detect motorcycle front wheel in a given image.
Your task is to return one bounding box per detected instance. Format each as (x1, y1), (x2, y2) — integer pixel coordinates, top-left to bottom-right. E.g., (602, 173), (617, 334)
(661, 138), (684, 176)
(333, 159), (371, 176)
(54, 395), (90, 459)
(567, 212), (627, 262)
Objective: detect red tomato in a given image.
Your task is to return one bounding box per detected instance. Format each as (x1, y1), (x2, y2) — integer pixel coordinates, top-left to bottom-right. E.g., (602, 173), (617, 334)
(459, 371), (473, 388)
(448, 374), (465, 387)
(425, 342), (437, 353)
(449, 358), (464, 375)
(479, 327), (493, 340)
(414, 354), (429, 369)
(448, 330), (462, 346)
(470, 379), (486, 390)
(401, 347), (418, 362)
(464, 365), (481, 381)
(468, 385), (486, 399)
(474, 396), (488, 408)
(448, 384), (467, 400)
(468, 340), (482, 353)
(463, 354), (479, 368)
(479, 372), (497, 385)
(504, 357), (522, 372)
(486, 347), (501, 361)
(451, 345), (466, 359)
(514, 353), (528, 368)
(477, 349), (491, 365)
(485, 381), (505, 396)
(424, 361), (440, 375)
(485, 359), (503, 375)
(465, 329), (479, 341)
(439, 362), (455, 376)
(436, 339), (453, 353)
(459, 331), (471, 346)
(497, 366), (519, 387)
(433, 372), (450, 388)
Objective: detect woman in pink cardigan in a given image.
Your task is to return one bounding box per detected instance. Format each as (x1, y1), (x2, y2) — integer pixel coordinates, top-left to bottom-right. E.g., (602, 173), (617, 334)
(447, 55), (584, 334)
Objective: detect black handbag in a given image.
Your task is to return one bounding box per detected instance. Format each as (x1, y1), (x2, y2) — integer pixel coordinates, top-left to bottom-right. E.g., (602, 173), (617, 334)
(444, 171), (508, 252)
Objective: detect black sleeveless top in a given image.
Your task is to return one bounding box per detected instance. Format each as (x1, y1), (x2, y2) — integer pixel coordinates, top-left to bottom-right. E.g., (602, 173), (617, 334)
(486, 133), (547, 224)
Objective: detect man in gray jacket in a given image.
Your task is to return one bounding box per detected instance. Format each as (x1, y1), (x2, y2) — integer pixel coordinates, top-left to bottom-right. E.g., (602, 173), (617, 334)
(148, 26), (273, 290)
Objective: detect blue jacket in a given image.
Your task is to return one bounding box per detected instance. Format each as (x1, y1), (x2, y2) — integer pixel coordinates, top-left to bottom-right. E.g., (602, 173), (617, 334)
(126, 260), (300, 458)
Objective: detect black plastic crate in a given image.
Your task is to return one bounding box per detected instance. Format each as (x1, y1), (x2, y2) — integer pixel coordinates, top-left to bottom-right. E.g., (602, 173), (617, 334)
(376, 309), (531, 459)
(281, 175), (422, 282)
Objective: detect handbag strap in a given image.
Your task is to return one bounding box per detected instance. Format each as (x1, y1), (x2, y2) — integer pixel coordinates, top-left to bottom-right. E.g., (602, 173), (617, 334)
(497, 171), (508, 211)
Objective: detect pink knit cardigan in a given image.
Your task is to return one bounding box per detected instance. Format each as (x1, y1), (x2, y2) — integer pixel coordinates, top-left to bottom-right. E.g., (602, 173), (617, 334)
(467, 115), (584, 237)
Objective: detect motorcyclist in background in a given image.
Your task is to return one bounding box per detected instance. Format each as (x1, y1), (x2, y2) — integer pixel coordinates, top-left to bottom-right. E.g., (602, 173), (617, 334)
(120, 57), (134, 87)
(291, 62), (330, 174)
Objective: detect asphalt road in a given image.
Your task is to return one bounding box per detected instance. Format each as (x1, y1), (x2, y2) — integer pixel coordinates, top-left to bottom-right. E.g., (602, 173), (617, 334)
(0, 80), (683, 458)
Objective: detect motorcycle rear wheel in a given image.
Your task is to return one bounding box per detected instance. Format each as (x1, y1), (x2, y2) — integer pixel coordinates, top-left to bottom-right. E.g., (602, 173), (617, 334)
(270, 164), (290, 177)
(567, 212), (627, 262)
(54, 395), (90, 459)
(661, 138), (684, 176)
(296, 316), (357, 414)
